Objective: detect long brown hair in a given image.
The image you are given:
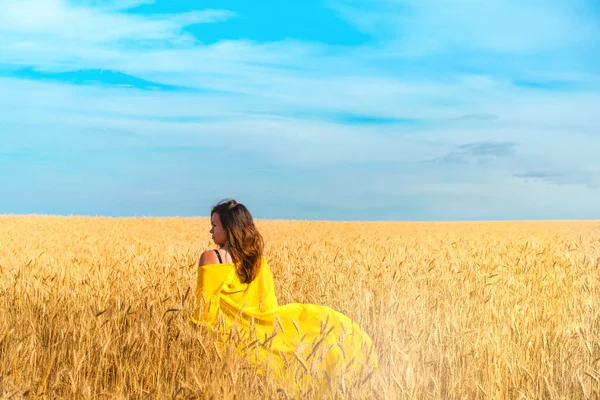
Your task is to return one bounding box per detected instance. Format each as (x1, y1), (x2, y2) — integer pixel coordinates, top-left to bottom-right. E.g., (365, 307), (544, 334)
(211, 199), (264, 283)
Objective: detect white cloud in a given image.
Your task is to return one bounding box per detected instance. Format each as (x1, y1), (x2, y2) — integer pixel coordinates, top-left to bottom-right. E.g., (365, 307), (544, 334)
(2, 76), (599, 168)
(0, 0), (234, 44)
(84, 0), (157, 11)
(329, 0), (600, 55)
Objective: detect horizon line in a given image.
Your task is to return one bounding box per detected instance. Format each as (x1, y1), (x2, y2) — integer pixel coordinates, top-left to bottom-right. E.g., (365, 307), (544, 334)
(1, 213), (598, 224)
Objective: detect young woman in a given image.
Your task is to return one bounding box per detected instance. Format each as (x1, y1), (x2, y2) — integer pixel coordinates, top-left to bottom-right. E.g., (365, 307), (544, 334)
(192, 199), (377, 384)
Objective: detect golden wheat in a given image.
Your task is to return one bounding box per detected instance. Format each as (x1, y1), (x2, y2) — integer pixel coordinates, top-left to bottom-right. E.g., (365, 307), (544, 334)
(1, 216), (599, 399)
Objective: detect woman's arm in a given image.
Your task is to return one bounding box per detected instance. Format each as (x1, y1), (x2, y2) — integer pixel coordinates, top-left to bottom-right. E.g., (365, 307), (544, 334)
(191, 250), (229, 325)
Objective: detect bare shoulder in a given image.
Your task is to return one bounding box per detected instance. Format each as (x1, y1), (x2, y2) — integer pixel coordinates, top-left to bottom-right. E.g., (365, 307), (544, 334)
(199, 249), (219, 267)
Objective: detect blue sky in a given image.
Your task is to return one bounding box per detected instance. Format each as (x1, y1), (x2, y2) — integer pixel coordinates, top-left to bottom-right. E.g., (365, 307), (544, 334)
(1, 0), (599, 221)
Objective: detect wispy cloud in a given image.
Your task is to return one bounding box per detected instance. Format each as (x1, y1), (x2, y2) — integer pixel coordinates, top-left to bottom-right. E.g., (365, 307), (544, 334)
(85, 0), (157, 12)
(0, 0), (235, 43)
(515, 170), (598, 188)
(450, 114), (499, 122)
(427, 141), (517, 165)
(0, 0), (236, 73)
(329, 0), (599, 54)
(1, 67), (202, 91)
(459, 142), (517, 158)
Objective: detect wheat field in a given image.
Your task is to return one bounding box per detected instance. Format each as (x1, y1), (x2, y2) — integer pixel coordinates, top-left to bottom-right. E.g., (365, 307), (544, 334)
(1, 216), (599, 399)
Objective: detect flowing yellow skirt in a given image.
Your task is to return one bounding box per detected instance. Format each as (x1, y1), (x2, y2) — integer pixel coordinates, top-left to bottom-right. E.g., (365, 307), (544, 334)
(191, 258), (378, 390)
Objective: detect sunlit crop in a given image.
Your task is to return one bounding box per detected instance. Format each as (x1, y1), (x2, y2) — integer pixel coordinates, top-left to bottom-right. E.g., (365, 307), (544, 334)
(1, 216), (599, 398)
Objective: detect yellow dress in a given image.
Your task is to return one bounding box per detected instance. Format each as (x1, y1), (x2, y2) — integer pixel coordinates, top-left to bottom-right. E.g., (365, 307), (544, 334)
(191, 257), (378, 389)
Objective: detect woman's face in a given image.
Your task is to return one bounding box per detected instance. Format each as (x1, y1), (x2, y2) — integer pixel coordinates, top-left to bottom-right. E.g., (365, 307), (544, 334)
(210, 212), (228, 246)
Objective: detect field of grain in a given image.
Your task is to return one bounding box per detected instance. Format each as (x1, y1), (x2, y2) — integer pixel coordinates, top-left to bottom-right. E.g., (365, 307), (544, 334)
(1, 216), (599, 399)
